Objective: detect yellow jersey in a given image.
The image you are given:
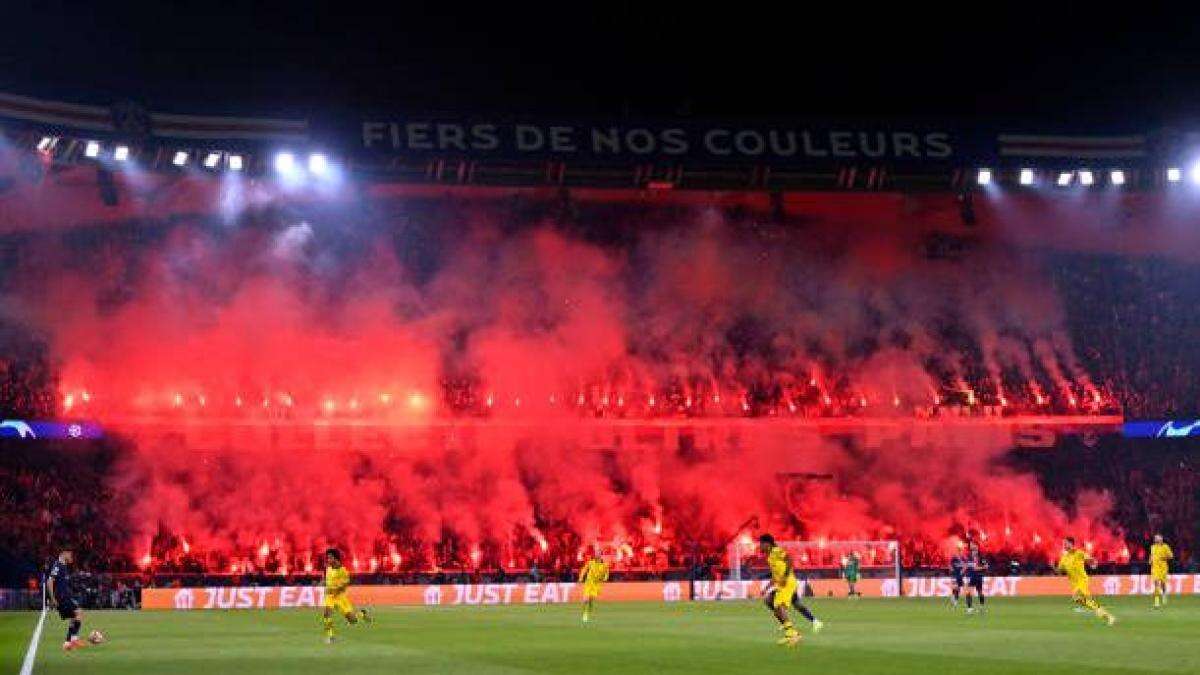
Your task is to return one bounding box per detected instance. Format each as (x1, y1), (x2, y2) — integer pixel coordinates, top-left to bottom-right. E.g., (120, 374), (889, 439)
(579, 559), (609, 586)
(1150, 543), (1173, 568)
(1056, 549), (1090, 586)
(324, 564), (351, 596)
(767, 545), (796, 588)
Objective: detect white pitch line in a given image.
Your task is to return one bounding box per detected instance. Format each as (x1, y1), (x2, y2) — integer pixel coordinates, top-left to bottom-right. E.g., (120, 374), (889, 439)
(19, 602), (48, 675)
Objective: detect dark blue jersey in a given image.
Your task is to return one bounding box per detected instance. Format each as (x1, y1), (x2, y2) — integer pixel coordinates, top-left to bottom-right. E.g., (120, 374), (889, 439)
(48, 560), (75, 602)
(950, 556), (966, 576)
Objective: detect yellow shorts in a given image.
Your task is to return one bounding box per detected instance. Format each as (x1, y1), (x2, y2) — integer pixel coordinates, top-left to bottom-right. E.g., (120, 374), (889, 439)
(1070, 582), (1091, 599)
(324, 592), (355, 615)
(772, 578), (798, 609)
(582, 583), (600, 600)
(1151, 565), (1168, 583)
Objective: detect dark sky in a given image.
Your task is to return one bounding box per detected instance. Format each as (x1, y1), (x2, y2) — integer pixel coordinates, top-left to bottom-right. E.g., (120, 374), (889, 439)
(5, 2), (1200, 129)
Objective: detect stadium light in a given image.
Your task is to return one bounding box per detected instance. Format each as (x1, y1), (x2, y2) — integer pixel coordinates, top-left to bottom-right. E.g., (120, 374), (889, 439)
(1056, 171), (1072, 186)
(308, 153), (329, 175)
(113, 145), (130, 162)
(36, 136), (56, 152)
(1019, 168), (1035, 186)
(1078, 170), (1094, 186)
(1110, 170), (1125, 186)
(84, 141), (101, 158)
(203, 152), (221, 169)
(975, 168), (992, 186)
(1167, 167), (1182, 183)
(228, 154), (244, 171)
(1190, 162), (1200, 184)
(172, 151), (189, 167)
(273, 151), (296, 174)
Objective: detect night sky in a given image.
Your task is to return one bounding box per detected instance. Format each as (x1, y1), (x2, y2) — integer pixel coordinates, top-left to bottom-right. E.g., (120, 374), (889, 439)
(4, 3), (1200, 129)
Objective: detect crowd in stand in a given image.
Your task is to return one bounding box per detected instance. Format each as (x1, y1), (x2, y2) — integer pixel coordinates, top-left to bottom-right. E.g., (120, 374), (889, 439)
(1051, 252), (1200, 418)
(3, 213), (1200, 601)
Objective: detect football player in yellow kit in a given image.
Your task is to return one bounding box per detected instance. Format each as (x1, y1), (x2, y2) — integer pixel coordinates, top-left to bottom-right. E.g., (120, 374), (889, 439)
(1056, 537), (1115, 626)
(578, 554), (609, 623)
(759, 534), (802, 647)
(321, 548), (372, 643)
(1149, 534), (1174, 608)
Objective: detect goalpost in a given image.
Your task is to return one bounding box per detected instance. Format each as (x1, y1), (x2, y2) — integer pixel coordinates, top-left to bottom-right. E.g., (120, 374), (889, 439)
(727, 539), (902, 593)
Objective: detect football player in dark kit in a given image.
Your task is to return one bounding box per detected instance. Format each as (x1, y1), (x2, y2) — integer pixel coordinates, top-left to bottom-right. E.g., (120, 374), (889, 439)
(949, 550), (966, 608)
(962, 541), (988, 614)
(47, 549), (88, 651)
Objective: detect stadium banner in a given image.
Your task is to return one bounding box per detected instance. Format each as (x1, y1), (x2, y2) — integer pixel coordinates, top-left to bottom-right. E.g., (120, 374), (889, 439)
(0, 89), (1177, 168)
(142, 574), (1200, 610)
(350, 120), (1173, 167)
(357, 119), (962, 164)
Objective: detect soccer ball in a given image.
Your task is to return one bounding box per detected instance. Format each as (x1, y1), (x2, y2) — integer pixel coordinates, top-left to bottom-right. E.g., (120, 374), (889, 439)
(87, 629), (106, 644)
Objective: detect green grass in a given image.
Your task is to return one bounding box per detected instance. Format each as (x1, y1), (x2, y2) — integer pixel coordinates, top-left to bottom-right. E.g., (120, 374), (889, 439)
(4, 596), (1199, 674)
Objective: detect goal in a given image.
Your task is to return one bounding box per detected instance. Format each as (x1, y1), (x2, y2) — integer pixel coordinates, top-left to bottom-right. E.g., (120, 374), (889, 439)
(726, 538), (902, 592)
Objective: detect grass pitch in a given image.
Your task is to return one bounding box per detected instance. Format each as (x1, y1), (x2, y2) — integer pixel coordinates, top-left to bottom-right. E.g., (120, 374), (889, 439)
(4, 596), (1199, 674)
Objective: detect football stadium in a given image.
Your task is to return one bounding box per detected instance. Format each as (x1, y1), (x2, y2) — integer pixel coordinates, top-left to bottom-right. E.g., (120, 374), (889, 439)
(2, 7), (1200, 674)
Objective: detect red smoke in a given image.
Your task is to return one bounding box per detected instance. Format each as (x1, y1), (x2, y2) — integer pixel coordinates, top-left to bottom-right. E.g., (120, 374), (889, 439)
(0, 201), (1122, 570)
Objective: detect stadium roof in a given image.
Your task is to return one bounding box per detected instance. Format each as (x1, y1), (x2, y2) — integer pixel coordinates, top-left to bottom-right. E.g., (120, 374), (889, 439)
(5, 5), (1200, 128)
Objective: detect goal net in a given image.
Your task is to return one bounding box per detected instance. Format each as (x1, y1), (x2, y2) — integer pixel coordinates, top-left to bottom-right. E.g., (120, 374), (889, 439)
(726, 539), (902, 592)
